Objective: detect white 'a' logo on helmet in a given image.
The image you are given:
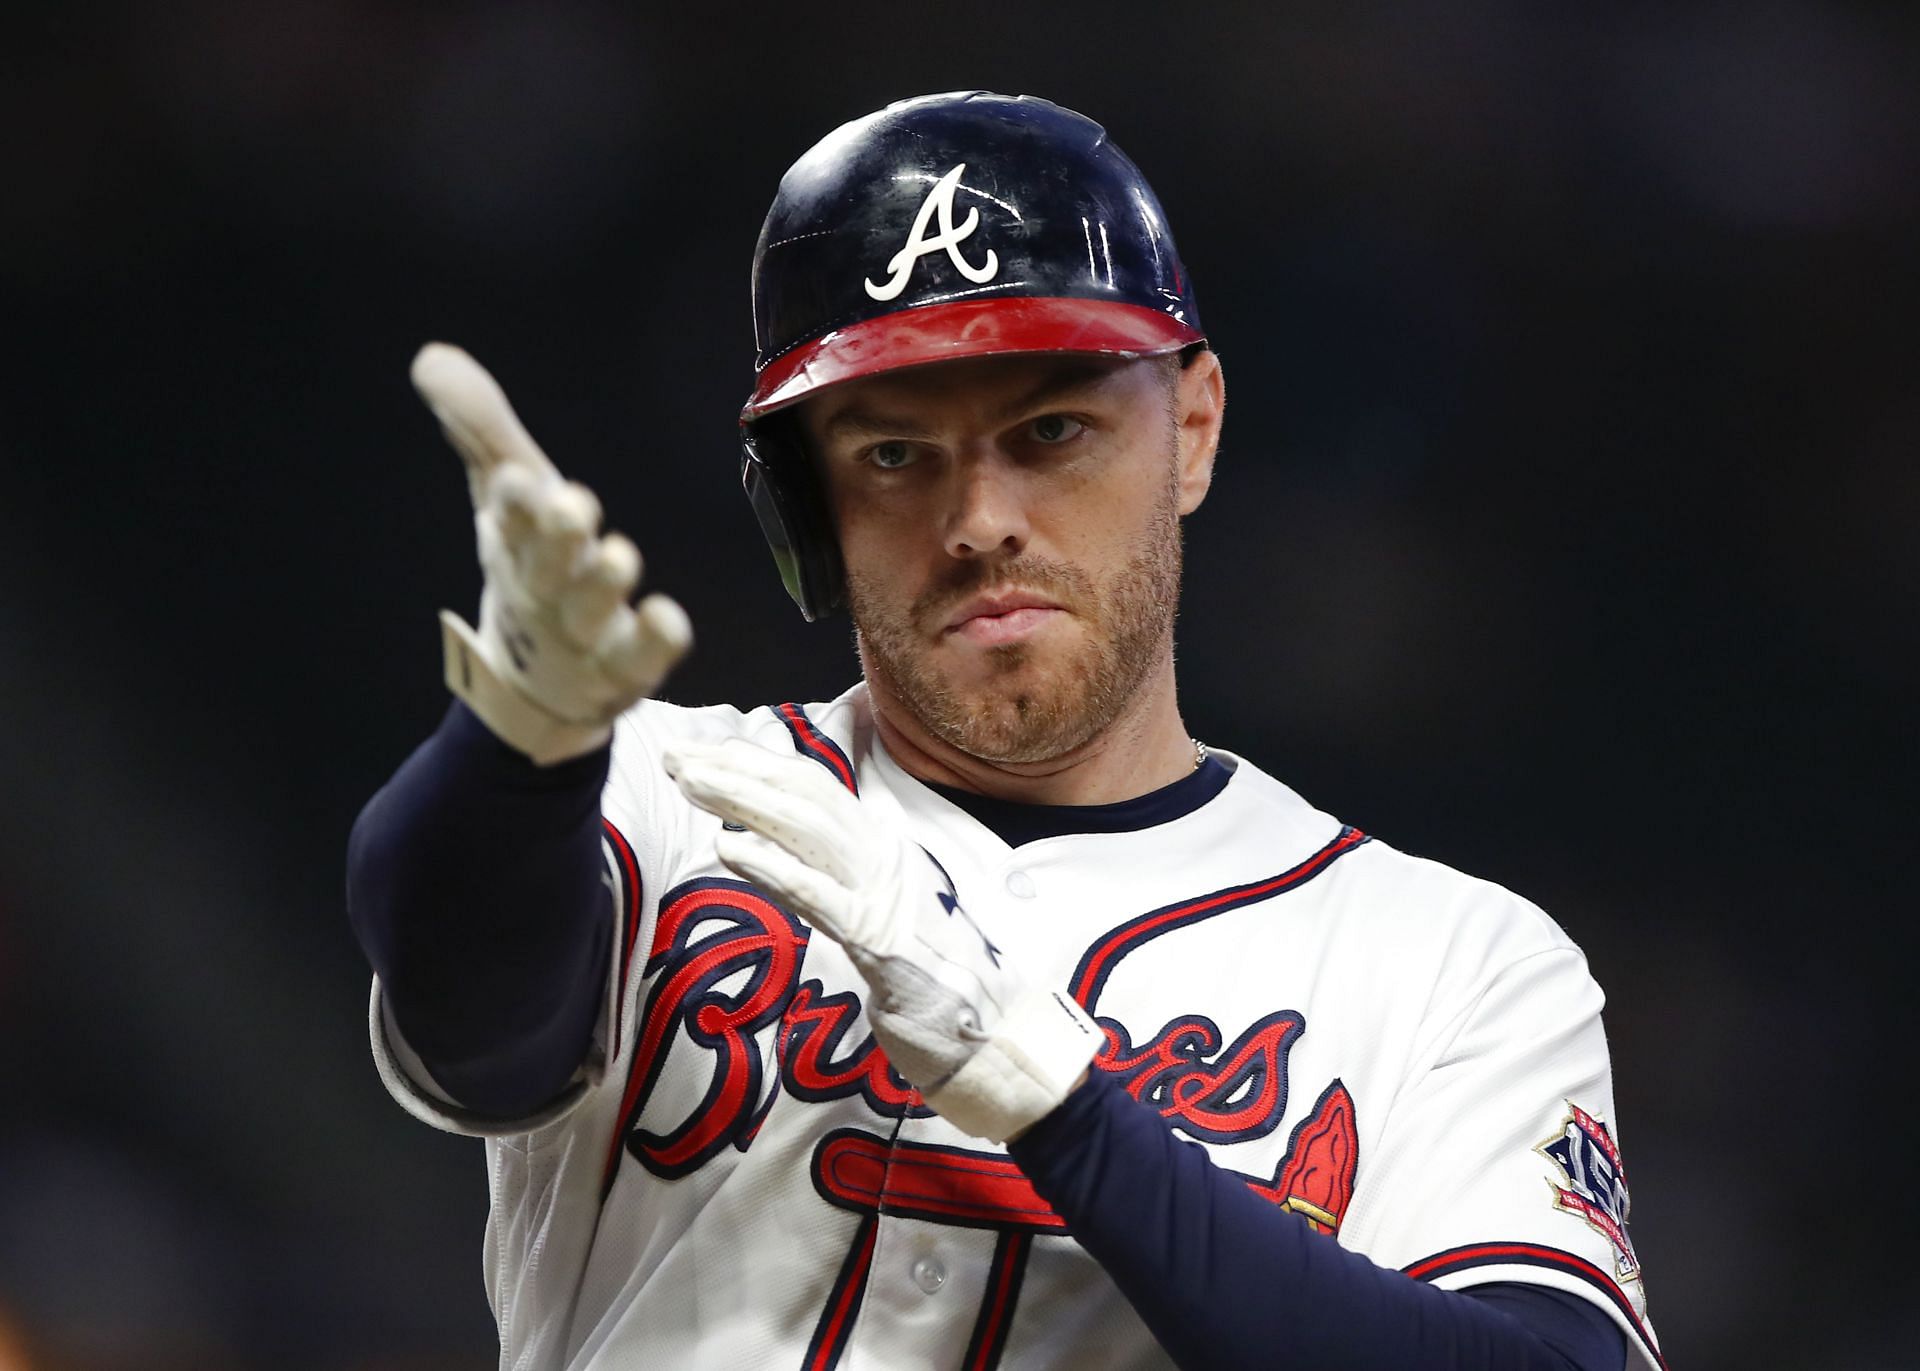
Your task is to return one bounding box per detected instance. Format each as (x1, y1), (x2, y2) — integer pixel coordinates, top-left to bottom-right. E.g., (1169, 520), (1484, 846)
(864, 164), (1000, 302)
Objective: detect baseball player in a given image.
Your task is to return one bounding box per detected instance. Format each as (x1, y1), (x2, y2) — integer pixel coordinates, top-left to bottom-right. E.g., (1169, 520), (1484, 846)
(349, 93), (1661, 1370)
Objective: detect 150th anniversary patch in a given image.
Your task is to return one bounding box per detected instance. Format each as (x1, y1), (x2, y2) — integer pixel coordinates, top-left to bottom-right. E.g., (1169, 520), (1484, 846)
(1538, 1102), (1641, 1283)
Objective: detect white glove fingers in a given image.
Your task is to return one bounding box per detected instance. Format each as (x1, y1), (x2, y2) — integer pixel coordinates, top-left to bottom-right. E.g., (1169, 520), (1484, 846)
(713, 828), (854, 931)
(559, 534), (640, 647)
(665, 750), (862, 886)
(490, 465), (546, 554)
(598, 532), (644, 591)
(411, 343), (562, 504)
(418, 346), (691, 760)
(676, 736), (849, 806)
(600, 592), (692, 695)
(520, 481), (602, 599)
(539, 480), (603, 537)
(664, 752), (793, 834)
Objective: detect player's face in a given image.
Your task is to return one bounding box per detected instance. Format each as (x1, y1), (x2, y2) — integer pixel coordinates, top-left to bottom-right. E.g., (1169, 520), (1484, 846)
(800, 352), (1220, 764)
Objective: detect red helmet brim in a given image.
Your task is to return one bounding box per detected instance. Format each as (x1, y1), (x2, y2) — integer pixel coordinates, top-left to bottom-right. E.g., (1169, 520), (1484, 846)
(742, 296), (1203, 420)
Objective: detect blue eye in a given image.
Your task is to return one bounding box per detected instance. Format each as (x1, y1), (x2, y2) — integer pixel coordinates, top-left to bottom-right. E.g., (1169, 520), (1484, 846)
(868, 441), (916, 469)
(1029, 415), (1084, 444)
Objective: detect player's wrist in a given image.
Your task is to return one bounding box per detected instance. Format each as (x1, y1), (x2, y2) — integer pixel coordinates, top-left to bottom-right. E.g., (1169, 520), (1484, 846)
(925, 987), (1103, 1143)
(1020, 1068), (1095, 1143)
(440, 610), (618, 766)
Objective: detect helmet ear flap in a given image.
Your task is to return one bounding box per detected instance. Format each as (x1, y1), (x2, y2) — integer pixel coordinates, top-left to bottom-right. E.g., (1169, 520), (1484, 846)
(740, 415), (846, 622)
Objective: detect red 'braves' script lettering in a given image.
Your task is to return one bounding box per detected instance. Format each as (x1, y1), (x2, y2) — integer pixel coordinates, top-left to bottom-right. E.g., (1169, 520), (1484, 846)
(612, 878), (810, 1182)
(607, 882), (1359, 1241)
(1098, 1010), (1305, 1143)
(781, 983), (924, 1118)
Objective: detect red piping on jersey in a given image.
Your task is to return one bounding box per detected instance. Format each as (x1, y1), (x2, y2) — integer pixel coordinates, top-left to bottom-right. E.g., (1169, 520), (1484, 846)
(1069, 826), (1371, 1010)
(805, 1215), (878, 1371)
(1403, 1242), (1665, 1370)
(963, 1232), (1032, 1371)
(601, 817), (643, 1035)
(776, 702), (858, 794)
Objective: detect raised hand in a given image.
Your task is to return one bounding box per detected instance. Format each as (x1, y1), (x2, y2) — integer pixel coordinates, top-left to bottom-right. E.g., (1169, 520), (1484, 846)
(413, 343), (692, 763)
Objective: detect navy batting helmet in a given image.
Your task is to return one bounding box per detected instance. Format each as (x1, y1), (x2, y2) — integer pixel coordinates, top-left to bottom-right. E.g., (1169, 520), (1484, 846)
(741, 91), (1205, 621)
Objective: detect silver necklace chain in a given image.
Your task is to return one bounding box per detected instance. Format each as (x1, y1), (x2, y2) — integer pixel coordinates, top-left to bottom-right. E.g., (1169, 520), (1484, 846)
(1192, 737), (1208, 771)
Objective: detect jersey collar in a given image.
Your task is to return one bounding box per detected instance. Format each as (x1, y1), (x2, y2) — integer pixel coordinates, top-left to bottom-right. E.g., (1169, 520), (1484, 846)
(921, 754), (1236, 848)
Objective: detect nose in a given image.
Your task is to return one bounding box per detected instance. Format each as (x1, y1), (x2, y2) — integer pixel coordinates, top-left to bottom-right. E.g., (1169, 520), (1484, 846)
(942, 451), (1030, 561)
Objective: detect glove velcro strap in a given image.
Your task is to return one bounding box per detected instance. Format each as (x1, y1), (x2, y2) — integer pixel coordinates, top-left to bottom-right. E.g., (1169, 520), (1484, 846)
(926, 988), (1103, 1144)
(440, 611), (612, 766)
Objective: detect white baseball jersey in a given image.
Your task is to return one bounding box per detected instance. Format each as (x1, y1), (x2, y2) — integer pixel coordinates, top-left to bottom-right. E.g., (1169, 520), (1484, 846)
(369, 683), (1661, 1370)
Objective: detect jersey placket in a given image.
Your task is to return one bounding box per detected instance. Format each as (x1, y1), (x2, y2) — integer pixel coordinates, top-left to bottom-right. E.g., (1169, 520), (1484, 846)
(842, 831), (1045, 1371)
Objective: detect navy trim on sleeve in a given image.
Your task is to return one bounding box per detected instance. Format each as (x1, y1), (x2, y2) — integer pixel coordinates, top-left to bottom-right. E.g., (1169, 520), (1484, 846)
(346, 702), (613, 1118)
(1007, 1073), (1626, 1371)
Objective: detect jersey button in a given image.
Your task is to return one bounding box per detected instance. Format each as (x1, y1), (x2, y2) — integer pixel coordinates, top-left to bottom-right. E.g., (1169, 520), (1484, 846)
(911, 1256), (947, 1294)
(1004, 870), (1036, 899)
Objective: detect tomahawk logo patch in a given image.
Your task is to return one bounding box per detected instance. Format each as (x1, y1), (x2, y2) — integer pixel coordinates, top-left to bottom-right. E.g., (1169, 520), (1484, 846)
(864, 163), (999, 301)
(1538, 1103), (1640, 1282)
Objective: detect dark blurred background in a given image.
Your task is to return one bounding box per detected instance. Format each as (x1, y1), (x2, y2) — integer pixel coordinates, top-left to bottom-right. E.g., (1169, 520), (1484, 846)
(2, 2), (1915, 1368)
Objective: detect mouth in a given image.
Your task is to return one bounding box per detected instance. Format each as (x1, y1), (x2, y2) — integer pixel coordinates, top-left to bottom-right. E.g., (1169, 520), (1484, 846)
(942, 590), (1066, 646)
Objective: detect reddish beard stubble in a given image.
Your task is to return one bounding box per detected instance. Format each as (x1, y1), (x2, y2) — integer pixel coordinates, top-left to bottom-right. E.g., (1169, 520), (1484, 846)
(848, 463), (1185, 766)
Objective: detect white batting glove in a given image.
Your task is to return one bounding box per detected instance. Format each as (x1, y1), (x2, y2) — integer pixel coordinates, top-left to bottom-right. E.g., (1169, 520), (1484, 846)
(411, 343), (692, 764)
(663, 739), (1102, 1143)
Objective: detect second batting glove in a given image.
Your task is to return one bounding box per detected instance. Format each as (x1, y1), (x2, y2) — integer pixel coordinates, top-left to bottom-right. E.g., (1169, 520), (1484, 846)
(663, 738), (1101, 1143)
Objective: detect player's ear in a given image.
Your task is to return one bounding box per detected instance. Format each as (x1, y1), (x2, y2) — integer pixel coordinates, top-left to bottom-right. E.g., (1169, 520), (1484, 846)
(1172, 349), (1224, 516)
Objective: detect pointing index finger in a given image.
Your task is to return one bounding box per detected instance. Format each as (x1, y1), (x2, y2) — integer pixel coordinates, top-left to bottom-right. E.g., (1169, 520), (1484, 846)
(411, 342), (561, 503)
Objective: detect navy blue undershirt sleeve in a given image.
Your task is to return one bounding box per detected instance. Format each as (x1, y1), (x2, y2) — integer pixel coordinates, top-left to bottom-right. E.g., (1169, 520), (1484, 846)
(1008, 1072), (1628, 1371)
(346, 702), (613, 1117)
